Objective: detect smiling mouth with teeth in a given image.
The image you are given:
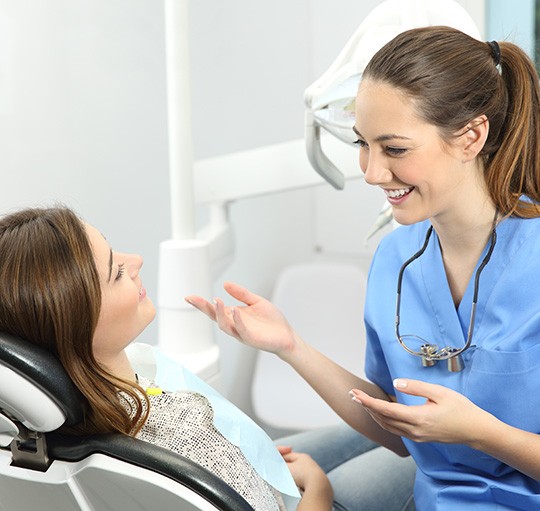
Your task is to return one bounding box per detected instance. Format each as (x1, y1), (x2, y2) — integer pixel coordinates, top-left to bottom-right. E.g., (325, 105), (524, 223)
(385, 187), (414, 199)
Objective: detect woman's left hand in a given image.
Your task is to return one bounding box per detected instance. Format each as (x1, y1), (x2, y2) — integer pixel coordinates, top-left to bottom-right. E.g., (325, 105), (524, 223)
(277, 446), (333, 511)
(349, 378), (494, 445)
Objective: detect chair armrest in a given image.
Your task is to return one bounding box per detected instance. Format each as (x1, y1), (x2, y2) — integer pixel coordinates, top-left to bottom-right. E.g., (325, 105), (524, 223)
(47, 432), (255, 511)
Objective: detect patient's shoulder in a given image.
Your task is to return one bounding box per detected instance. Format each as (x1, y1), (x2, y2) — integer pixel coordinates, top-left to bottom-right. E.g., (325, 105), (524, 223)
(138, 375), (215, 426)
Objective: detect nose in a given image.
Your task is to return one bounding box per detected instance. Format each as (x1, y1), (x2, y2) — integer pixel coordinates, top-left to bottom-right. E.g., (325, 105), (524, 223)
(361, 150), (392, 186)
(124, 253), (143, 279)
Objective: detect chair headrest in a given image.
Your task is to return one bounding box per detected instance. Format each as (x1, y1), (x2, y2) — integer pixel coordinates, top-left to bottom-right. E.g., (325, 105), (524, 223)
(0, 332), (84, 431)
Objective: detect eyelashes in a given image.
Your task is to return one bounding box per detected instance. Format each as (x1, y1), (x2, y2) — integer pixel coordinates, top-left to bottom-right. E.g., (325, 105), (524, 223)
(115, 263), (125, 281)
(354, 139), (408, 157)
(385, 147), (408, 156)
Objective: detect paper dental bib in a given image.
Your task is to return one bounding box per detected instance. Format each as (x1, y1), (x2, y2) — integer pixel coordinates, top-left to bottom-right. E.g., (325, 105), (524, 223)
(151, 347), (300, 503)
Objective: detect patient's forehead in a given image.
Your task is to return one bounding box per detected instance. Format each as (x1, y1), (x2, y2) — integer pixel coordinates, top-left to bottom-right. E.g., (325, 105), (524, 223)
(84, 222), (110, 282)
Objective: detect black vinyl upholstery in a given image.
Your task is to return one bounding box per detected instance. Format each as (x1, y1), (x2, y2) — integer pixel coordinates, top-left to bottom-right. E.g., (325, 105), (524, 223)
(0, 331), (254, 511)
(47, 432), (254, 511)
(0, 332), (83, 426)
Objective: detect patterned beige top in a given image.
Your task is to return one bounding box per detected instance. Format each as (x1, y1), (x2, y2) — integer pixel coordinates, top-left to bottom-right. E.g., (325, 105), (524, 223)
(135, 376), (285, 511)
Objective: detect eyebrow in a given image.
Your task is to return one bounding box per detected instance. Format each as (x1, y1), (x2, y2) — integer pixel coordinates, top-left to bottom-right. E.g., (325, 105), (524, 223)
(352, 126), (412, 142)
(107, 248), (113, 283)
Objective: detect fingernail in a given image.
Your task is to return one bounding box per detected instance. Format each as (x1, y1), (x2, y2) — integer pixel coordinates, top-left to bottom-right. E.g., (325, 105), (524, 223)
(349, 390), (362, 404)
(393, 378), (407, 389)
(185, 297), (193, 305)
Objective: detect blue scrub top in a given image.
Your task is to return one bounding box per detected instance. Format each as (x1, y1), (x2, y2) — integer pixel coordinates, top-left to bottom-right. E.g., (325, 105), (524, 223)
(364, 215), (540, 510)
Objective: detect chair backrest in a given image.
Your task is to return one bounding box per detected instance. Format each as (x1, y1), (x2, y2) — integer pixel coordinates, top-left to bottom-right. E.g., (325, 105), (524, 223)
(251, 261), (367, 431)
(0, 332), (83, 435)
(0, 331), (254, 511)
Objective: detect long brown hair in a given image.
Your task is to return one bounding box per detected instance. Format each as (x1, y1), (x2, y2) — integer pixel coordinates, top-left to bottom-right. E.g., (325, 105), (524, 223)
(0, 207), (149, 435)
(363, 25), (540, 218)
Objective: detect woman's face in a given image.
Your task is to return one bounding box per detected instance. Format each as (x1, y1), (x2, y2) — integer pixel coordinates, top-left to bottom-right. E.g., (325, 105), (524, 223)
(85, 223), (156, 363)
(354, 79), (475, 226)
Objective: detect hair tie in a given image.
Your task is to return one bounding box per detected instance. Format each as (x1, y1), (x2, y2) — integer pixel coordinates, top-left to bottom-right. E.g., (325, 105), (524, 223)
(487, 40), (501, 67)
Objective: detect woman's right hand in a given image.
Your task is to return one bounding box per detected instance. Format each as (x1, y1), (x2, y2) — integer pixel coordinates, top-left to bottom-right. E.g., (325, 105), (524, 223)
(185, 281), (298, 356)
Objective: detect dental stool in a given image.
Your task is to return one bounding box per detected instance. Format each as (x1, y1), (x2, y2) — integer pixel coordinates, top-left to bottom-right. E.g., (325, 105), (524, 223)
(251, 262), (367, 435)
(0, 331), (253, 511)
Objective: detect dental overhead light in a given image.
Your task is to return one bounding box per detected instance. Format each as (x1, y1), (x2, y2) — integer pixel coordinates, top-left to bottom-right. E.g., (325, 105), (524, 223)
(304, 0), (482, 191)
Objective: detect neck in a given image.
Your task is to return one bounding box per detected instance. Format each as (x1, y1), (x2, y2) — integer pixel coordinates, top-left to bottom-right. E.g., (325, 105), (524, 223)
(432, 205), (498, 308)
(96, 350), (137, 383)
(430, 156), (495, 245)
(431, 185), (497, 256)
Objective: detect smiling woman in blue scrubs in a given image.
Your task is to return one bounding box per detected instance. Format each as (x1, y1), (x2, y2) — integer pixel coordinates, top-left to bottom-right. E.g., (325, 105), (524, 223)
(188, 25), (540, 510)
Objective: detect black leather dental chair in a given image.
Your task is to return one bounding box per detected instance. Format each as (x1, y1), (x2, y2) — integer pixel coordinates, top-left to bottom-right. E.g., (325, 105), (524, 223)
(0, 331), (254, 511)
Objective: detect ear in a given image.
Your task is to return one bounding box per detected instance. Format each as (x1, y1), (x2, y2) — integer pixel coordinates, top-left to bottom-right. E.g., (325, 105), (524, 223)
(459, 115), (489, 163)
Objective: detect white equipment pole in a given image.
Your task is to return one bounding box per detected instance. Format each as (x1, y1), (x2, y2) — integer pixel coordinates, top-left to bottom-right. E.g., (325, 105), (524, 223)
(159, 0), (222, 384)
(164, 0), (195, 240)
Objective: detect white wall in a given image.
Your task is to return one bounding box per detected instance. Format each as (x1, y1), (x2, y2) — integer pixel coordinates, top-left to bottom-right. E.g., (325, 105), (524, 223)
(0, 0), (171, 345)
(0, 1), (486, 414)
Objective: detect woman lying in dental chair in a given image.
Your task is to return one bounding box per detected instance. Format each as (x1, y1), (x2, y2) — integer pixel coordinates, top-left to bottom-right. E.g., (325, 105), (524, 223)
(0, 206), (332, 511)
